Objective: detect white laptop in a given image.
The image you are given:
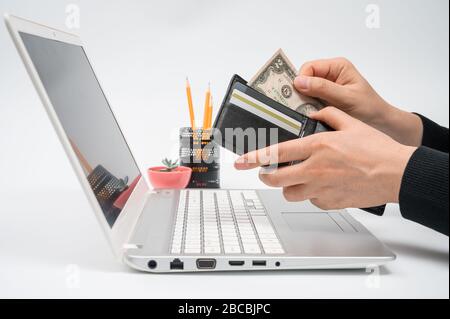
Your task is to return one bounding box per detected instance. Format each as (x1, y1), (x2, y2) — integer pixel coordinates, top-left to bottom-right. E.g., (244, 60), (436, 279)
(5, 14), (395, 272)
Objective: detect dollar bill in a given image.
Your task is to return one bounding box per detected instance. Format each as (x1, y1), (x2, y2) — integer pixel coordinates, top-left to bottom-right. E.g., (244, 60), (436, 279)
(248, 49), (324, 117)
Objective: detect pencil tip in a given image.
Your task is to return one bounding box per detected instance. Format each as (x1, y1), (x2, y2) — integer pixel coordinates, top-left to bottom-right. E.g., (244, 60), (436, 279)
(186, 77), (190, 85)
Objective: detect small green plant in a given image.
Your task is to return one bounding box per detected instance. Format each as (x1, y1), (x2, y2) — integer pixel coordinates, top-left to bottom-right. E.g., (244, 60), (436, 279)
(160, 158), (179, 172)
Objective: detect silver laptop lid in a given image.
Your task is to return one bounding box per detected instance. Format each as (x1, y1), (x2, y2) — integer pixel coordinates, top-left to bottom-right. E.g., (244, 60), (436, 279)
(19, 31), (141, 228)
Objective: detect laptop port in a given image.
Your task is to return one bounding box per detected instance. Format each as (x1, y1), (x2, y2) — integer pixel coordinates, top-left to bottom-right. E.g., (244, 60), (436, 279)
(229, 260), (245, 266)
(196, 259), (216, 269)
(170, 258), (184, 270)
(147, 260), (157, 269)
(252, 260), (267, 266)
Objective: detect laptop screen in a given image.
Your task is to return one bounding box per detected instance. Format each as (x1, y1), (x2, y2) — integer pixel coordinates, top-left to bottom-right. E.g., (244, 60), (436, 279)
(20, 32), (141, 227)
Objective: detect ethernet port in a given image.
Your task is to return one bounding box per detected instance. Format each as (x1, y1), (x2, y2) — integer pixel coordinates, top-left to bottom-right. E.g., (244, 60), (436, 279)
(170, 258), (184, 270)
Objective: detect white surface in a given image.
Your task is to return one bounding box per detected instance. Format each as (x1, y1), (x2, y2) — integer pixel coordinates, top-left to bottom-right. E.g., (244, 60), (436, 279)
(0, 190), (448, 298)
(0, 0), (448, 298)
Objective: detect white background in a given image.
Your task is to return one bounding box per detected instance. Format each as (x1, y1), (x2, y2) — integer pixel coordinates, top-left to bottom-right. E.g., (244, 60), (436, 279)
(0, 0), (448, 298)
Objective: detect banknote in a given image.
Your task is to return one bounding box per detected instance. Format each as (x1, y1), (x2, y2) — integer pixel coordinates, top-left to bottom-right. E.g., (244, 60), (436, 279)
(248, 49), (324, 117)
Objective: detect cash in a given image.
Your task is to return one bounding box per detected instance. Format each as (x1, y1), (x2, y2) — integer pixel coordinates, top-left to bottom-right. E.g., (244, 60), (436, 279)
(248, 49), (324, 117)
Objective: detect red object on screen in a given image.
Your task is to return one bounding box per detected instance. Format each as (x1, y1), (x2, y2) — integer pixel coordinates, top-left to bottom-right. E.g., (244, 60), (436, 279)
(113, 175), (141, 210)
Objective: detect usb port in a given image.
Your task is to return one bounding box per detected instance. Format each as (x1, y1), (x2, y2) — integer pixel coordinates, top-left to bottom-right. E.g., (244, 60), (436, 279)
(252, 260), (267, 266)
(229, 260), (245, 266)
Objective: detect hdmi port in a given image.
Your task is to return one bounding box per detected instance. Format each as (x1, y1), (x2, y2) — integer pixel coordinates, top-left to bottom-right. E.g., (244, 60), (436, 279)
(229, 260), (245, 266)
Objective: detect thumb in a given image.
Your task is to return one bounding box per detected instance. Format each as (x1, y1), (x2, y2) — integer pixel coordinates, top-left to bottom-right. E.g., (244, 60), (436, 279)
(294, 75), (349, 106)
(310, 106), (357, 131)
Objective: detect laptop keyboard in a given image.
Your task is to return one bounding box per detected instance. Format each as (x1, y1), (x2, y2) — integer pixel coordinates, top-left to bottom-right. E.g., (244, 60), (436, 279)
(170, 190), (285, 255)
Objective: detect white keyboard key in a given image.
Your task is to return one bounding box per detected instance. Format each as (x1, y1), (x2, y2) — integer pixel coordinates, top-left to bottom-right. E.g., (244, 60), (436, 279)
(221, 230), (237, 235)
(261, 241), (283, 252)
(184, 238), (200, 243)
(224, 241), (240, 247)
(220, 222), (234, 227)
(259, 233), (278, 240)
(243, 245), (261, 254)
(204, 232), (219, 237)
(221, 225), (237, 230)
(264, 247), (285, 254)
(241, 236), (257, 242)
(249, 209), (266, 216)
(242, 238), (258, 246)
(224, 245), (242, 254)
(185, 244), (200, 250)
(242, 190), (258, 200)
(252, 216), (276, 234)
(203, 227), (219, 235)
(204, 240), (220, 246)
(205, 247), (221, 254)
(204, 239), (220, 245)
(184, 248), (201, 254)
(223, 233), (238, 239)
(240, 231), (256, 237)
(261, 239), (281, 245)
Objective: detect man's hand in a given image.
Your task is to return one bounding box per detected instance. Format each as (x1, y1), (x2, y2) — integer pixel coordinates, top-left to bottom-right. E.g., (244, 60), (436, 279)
(234, 107), (417, 210)
(294, 58), (423, 146)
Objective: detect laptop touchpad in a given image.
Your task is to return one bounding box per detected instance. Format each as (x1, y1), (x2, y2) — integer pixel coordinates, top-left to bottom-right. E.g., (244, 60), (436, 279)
(282, 212), (356, 233)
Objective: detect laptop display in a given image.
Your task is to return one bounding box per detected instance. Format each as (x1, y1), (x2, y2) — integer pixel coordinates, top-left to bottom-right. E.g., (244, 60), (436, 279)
(20, 32), (141, 227)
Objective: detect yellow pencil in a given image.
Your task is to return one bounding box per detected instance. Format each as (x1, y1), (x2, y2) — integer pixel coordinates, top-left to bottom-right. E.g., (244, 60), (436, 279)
(207, 95), (213, 129)
(185, 77), (196, 130)
(202, 83), (211, 130)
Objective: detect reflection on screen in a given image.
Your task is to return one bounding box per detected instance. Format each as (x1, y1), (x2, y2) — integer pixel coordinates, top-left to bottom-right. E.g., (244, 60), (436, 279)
(20, 32), (141, 227)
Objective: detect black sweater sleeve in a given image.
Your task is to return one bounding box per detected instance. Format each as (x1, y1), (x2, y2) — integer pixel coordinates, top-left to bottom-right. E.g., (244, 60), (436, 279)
(398, 114), (449, 235)
(415, 113), (449, 153)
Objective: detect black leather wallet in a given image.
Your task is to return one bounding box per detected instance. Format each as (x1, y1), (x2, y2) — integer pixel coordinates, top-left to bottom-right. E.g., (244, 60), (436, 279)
(213, 74), (386, 216)
(213, 74), (329, 155)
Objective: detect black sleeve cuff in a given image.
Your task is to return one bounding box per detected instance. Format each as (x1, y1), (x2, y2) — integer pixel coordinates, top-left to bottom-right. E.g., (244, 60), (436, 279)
(399, 146), (449, 235)
(415, 113), (449, 153)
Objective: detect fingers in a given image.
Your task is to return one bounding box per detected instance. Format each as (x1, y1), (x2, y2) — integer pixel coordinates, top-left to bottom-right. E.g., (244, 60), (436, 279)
(258, 162), (309, 187)
(310, 106), (358, 131)
(299, 58), (350, 82)
(310, 198), (339, 211)
(234, 135), (316, 170)
(295, 58), (353, 106)
(234, 107), (358, 170)
(294, 76), (351, 107)
(282, 184), (313, 202)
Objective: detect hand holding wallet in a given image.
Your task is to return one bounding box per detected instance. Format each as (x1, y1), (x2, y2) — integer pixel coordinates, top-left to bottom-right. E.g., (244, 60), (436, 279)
(213, 74), (386, 216)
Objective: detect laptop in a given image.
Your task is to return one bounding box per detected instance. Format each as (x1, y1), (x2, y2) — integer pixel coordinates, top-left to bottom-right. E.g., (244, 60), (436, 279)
(5, 14), (395, 272)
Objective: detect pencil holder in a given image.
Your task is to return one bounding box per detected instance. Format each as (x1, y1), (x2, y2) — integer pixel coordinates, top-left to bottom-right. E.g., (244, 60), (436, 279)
(179, 127), (220, 188)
